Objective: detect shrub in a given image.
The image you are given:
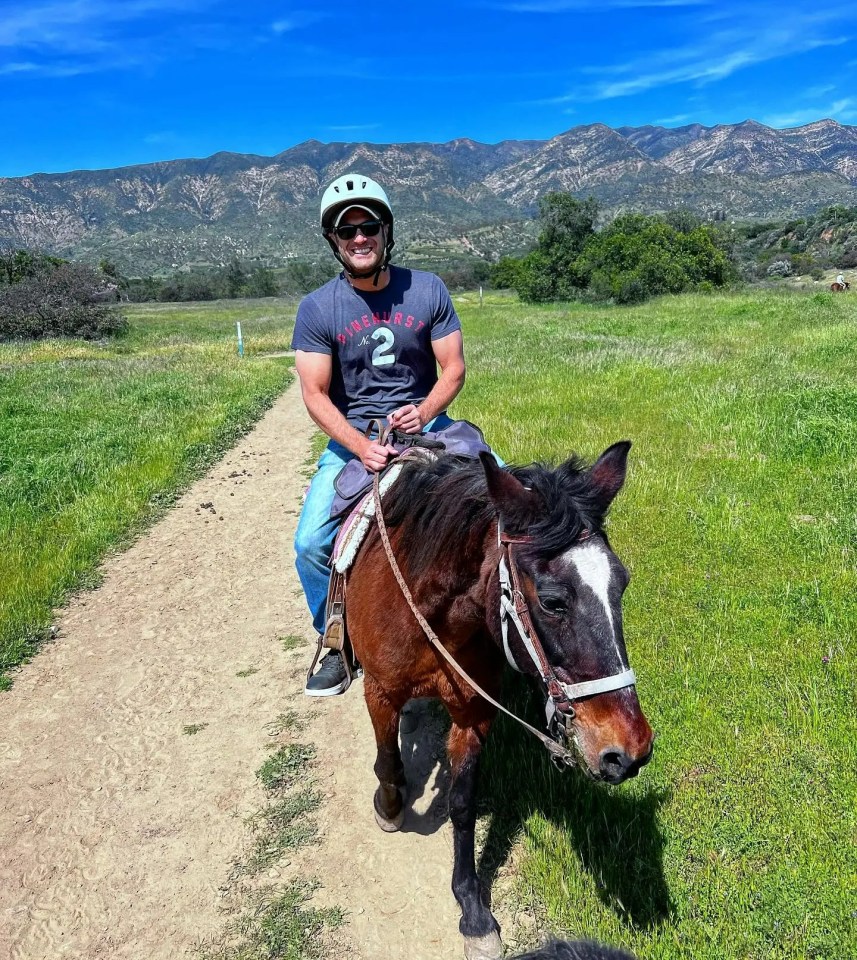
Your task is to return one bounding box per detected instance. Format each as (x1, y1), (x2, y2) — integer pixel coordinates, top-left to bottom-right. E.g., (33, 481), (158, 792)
(0, 262), (126, 341)
(766, 259), (792, 278)
(576, 214), (731, 302)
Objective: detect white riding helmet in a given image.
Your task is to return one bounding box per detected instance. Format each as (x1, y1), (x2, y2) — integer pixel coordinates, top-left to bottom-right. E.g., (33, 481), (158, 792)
(319, 173), (395, 281)
(320, 174), (393, 230)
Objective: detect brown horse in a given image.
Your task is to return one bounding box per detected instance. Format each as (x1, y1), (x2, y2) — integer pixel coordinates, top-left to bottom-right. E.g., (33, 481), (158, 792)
(346, 442), (654, 960)
(831, 281), (850, 292)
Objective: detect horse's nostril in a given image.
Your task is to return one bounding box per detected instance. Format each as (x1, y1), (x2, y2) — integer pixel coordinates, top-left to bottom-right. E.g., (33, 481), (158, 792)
(599, 748), (630, 782)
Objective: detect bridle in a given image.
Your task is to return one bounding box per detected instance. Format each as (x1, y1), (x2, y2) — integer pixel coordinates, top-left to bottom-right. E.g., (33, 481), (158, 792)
(497, 522), (636, 748)
(371, 457), (637, 768)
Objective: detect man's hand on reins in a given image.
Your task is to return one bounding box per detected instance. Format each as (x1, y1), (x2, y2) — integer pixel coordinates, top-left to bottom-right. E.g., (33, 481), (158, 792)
(388, 403), (424, 434)
(360, 438), (398, 472)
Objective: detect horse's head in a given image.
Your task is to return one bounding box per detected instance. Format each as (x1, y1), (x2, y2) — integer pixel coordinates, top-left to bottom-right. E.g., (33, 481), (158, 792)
(481, 443), (654, 784)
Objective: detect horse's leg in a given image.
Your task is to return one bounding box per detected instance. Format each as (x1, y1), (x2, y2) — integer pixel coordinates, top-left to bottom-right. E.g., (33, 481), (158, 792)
(448, 719), (502, 960)
(364, 675), (407, 832)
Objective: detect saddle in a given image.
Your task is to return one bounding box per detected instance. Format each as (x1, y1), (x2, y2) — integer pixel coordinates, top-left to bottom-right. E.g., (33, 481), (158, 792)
(306, 419), (492, 685)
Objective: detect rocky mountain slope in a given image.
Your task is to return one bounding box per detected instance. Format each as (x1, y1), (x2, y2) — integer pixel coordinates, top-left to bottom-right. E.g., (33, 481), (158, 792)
(1, 119), (855, 274)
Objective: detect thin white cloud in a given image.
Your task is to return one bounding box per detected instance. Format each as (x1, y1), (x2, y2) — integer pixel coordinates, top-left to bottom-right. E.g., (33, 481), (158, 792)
(803, 84), (836, 99)
(764, 98), (857, 128)
(0, 56), (116, 77)
(270, 13), (323, 35)
(538, 10), (853, 105)
(0, 0), (201, 48)
(652, 113), (692, 125)
(0, 1), (317, 77)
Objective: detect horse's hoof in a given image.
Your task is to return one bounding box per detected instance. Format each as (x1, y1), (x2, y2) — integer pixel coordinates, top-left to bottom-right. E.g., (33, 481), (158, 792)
(463, 931), (503, 960)
(374, 805), (405, 832)
(373, 787), (406, 832)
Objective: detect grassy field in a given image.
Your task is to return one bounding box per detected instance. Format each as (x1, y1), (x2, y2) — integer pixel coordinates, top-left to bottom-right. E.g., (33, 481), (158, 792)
(0, 298), (296, 689)
(2, 287), (853, 958)
(450, 289), (855, 959)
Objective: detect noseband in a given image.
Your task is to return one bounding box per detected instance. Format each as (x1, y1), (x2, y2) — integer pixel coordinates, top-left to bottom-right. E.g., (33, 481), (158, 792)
(497, 522), (636, 747)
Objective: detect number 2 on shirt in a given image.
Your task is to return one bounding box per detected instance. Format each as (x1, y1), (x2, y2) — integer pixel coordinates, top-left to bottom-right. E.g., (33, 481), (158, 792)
(371, 328), (395, 366)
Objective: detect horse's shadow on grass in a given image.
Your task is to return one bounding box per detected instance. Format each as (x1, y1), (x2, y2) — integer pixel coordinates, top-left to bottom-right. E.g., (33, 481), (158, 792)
(396, 681), (672, 930)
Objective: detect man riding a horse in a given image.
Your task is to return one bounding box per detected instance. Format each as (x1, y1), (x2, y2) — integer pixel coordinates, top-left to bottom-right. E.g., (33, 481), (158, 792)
(291, 175), (654, 960)
(833, 273), (850, 292)
(291, 173), (467, 696)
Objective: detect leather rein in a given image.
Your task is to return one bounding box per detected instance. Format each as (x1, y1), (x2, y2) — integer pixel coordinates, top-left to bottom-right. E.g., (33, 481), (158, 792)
(369, 431), (637, 767)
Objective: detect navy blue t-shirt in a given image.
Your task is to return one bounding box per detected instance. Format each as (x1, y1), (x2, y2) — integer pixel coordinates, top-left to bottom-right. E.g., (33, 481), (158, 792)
(290, 266), (461, 431)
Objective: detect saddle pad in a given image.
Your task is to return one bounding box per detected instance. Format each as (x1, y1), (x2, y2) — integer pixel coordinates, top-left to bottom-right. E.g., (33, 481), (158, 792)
(332, 449), (435, 573)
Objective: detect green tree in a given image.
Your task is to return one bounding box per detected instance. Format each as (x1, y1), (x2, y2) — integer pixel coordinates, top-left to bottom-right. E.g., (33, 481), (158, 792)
(245, 267), (279, 298)
(0, 249), (63, 286)
(281, 261), (338, 296)
(225, 257), (247, 298)
(507, 193), (598, 302)
(491, 256), (524, 290)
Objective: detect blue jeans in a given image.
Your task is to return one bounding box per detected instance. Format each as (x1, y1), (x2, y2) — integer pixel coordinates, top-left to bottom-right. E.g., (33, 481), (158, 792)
(294, 414), (454, 634)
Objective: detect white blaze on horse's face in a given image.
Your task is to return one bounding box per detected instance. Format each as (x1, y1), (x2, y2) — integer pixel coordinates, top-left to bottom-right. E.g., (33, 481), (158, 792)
(561, 538), (628, 669)
(567, 541), (615, 634)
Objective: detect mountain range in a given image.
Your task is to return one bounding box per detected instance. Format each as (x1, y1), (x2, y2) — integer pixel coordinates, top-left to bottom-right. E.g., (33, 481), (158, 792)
(1, 119), (855, 274)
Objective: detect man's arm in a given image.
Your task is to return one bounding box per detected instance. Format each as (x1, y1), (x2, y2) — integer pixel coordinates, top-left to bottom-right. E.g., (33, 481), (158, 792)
(294, 350), (396, 471)
(388, 330), (466, 434)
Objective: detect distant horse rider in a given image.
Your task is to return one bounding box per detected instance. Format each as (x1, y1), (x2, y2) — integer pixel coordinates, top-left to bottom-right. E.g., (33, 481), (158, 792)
(290, 174), (467, 696)
(835, 273), (850, 290)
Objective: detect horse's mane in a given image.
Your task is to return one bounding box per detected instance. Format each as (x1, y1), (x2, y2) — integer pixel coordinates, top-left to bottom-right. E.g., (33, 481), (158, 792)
(378, 453), (610, 576)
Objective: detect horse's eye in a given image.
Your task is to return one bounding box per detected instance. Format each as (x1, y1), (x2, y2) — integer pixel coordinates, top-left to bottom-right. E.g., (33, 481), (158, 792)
(538, 594), (567, 617)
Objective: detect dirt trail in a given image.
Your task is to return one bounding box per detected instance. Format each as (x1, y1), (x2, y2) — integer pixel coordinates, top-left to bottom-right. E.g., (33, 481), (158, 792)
(0, 379), (504, 960)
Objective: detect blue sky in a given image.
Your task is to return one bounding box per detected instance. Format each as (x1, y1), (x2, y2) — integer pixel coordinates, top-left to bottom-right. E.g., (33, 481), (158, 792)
(1, 0), (855, 177)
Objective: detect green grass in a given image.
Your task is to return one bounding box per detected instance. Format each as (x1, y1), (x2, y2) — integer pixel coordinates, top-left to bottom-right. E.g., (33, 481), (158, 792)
(449, 289), (855, 959)
(257, 744), (316, 793)
(0, 298), (298, 687)
(279, 634), (307, 652)
(183, 722), (208, 735)
(202, 881), (343, 960)
(205, 714), (341, 960)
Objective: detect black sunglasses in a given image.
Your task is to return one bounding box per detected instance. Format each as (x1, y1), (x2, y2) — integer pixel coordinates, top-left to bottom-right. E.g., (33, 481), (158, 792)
(333, 219), (383, 240)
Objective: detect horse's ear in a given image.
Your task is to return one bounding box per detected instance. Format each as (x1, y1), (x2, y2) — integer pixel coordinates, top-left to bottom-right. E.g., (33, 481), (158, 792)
(479, 452), (540, 524)
(588, 440), (631, 510)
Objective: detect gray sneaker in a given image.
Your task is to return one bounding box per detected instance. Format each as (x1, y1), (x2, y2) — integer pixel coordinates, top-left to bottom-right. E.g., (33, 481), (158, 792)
(305, 650), (350, 697)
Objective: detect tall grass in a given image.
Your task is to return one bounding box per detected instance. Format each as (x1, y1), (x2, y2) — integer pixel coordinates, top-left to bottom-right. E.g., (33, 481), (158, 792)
(450, 289), (855, 958)
(0, 299), (296, 688)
